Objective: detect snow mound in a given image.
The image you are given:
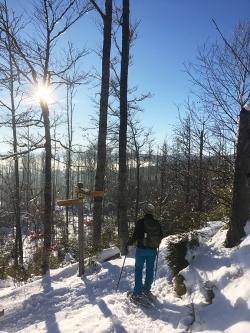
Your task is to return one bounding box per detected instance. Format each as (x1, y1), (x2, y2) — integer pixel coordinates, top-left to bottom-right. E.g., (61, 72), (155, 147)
(181, 221), (250, 333)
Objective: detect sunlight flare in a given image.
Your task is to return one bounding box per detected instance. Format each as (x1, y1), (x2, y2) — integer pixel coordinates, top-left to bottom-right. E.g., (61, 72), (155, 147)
(33, 81), (53, 105)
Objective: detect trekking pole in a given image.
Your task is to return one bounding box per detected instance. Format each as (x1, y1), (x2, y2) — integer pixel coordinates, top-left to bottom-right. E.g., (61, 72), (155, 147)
(116, 254), (127, 291)
(153, 247), (159, 284)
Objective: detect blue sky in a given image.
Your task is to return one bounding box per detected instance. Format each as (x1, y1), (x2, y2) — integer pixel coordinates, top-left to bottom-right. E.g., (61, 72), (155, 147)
(127, 0), (250, 144)
(4, 0), (250, 148)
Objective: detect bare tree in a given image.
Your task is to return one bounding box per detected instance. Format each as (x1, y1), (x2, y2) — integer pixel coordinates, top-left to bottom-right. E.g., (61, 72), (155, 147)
(186, 21), (250, 244)
(90, 0), (113, 251)
(0, 2), (24, 266)
(158, 141), (168, 218)
(175, 112), (193, 214)
(226, 104), (250, 247)
(186, 100), (210, 212)
(185, 21), (250, 146)
(0, 0), (91, 273)
(62, 48), (88, 247)
(117, 0), (130, 254)
(210, 21), (250, 247)
(128, 118), (153, 223)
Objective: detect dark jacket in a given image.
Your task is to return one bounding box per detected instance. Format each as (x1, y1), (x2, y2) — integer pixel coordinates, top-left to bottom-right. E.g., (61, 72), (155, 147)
(128, 214), (163, 249)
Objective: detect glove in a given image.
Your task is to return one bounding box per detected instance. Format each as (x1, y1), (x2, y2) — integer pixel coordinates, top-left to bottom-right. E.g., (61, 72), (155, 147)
(124, 245), (128, 256)
(127, 239), (133, 246)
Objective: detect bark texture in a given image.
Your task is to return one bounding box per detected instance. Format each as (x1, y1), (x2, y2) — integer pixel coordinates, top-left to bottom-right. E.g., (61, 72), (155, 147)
(226, 107), (250, 247)
(117, 0), (130, 254)
(93, 0), (112, 250)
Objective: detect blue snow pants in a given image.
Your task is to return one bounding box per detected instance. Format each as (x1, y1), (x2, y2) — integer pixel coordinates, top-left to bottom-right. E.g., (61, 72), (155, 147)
(133, 247), (157, 295)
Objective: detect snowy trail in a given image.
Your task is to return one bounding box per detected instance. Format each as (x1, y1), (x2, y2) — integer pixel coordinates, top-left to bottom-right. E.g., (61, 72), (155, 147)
(0, 251), (190, 333)
(1, 221), (250, 332)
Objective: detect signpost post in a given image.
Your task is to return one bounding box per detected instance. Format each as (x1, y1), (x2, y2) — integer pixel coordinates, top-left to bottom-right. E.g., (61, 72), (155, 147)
(57, 184), (103, 276)
(77, 184), (85, 276)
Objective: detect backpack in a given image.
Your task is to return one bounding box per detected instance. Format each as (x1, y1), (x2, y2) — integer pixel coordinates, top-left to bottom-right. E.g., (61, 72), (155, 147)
(143, 216), (162, 249)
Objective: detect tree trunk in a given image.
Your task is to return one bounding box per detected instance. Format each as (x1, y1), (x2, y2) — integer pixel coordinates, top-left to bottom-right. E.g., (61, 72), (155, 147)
(41, 102), (52, 274)
(134, 151), (140, 223)
(226, 106), (250, 247)
(51, 123), (57, 246)
(197, 127), (204, 212)
(7, 26), (23, 266)
(13, 125), (22, 266)
(160, 145), (167, 217)
(65, 84), (73, 247)
(65, 148), (71, 245)
(26, 126), (31, 212)
(118, 0), (130, 254)
(185, 122), (191, 212)
(92, 0), (112, 251)
(12, 107), (22, 267)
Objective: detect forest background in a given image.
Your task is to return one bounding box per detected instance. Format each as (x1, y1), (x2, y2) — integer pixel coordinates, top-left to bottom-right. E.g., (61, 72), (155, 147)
(0, 0), (249, 278)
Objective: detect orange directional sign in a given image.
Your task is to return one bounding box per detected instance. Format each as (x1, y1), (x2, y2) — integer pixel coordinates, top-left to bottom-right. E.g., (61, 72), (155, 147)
(57, 191), (104, 206)
(57, 199), (81, 206)
(76, 189), (104, 199)
(86, 191), (104, 197)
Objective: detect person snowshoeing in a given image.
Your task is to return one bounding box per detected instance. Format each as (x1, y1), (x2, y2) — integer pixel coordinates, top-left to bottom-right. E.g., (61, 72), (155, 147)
(126, 202), (163, 304)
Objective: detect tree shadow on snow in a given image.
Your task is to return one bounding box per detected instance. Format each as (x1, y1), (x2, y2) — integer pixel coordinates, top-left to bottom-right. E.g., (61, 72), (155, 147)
(198, 291), (250, 331)
(81, 260), (133, 297)
(231, 243), (250, 270)
(192, 242), (231, 272)
(41, 272), (61, 333)
(135, 296), (191, 329)
(82, 276), (129, 333)
(0, 272), (62, 333)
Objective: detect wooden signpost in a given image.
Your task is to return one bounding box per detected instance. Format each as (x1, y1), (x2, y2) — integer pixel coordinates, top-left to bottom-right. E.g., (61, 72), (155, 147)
(57, 183), (104, 276)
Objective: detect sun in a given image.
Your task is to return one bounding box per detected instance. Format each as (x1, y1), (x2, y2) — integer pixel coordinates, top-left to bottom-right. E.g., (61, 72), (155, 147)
(33, 81), (53, 104)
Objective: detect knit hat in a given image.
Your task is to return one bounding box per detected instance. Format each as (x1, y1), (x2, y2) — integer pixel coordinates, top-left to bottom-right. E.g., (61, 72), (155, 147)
(143, 203), (155, 215)
(244, 103), (250, 111)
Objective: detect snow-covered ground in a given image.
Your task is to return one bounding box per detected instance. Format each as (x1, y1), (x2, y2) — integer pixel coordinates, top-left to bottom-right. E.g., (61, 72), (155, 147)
(0, 221), (250, 333)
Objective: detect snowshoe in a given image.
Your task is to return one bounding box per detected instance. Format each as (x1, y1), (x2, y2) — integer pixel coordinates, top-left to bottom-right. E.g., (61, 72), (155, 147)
(142, 289), (157, 302)
(127, 291), (152, 308)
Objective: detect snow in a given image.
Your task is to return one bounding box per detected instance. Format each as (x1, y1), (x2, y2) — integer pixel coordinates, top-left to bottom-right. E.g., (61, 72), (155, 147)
(181, 221), (250, 333)
(1, 221), (250, 332)
(98, 246), (120, 262)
